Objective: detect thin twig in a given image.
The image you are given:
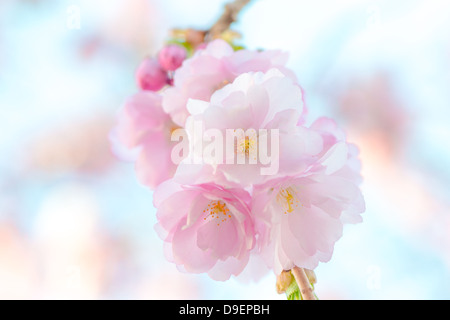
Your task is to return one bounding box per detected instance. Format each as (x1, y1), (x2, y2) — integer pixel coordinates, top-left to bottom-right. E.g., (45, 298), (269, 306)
(207, 0), (252, 39)
(291, 267), (316, 300)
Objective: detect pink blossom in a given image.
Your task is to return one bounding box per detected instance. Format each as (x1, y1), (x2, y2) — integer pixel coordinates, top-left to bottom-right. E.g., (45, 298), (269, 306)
(112, 37), (366, 283)
(174, 69), (319, 187)
(162, 39), (298, 126)
(136, 58), (168, 91)
(158, 44), (187, 72)
(252, 118), (365, 274)
(113, 91), (179, 189)
(154, 180), (255, 281)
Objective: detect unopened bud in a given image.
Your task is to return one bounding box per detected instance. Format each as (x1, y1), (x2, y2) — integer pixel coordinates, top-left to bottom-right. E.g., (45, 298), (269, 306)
(136, 58), (168, 91)
(276, 270), (293, 294)
(158, 44), (187, 71)
(304, 269), (317, 285)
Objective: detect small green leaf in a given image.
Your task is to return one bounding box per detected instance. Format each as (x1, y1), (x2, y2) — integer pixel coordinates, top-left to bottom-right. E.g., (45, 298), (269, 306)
(285, 276), (302, 300)
(231, 43), (245, 51)
(285, 269), (318, 300)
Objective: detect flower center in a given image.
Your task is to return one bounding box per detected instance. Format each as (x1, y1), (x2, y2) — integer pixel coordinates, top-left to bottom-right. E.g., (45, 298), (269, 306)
(237, 135), (257, 160)
(213, 79), (230, 92)
(203, 200), (232, 226)
(276, 187), (301, 214)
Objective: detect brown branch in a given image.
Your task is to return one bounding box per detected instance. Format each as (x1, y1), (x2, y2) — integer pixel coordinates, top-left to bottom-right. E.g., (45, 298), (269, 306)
(291, 267), (316, 300)
(207, 0), (252, 39)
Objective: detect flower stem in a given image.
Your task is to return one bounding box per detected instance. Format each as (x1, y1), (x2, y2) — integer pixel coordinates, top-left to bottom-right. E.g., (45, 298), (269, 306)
(291, 267), (316, 300)
(207, 0), (252, 39)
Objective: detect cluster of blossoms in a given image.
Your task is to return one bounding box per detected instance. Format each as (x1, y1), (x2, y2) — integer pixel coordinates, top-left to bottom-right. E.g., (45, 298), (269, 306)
(113, 39), (365, 281)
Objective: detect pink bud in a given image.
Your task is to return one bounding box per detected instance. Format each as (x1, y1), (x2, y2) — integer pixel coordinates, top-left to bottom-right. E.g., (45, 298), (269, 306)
(158, 45), (187, 71)
(136, 58), (168, 91)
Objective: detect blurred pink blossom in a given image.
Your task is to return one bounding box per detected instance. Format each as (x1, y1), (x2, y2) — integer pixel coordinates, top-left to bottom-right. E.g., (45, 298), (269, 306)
(113, 91), (179, 189)
(158, 44), (187, 72)
(136, 58), (169, 91)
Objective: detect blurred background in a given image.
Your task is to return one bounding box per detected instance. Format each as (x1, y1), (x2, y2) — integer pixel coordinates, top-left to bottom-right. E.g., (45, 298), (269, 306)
(1, 0), (450, 299)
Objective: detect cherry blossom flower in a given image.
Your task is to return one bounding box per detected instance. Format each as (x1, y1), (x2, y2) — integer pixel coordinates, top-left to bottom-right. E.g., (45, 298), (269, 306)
(174, 69), (319, 188)
(112, 34), (366, 287)
(162, 39), (297, 126)
(251, 118), (365, 274)
(112, 91), (180, 189)
(153, 180), (255, 281)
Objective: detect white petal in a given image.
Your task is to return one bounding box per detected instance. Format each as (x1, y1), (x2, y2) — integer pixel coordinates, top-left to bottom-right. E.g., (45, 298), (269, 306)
(320, 142), (349, 175)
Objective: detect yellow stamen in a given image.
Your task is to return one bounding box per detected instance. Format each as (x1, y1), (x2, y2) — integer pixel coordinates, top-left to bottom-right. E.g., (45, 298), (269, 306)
(213, 79), (230, 92)
(276, 187), (302, 215)
(236, 133), (257, 161)
(203, 200), (231, 226)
